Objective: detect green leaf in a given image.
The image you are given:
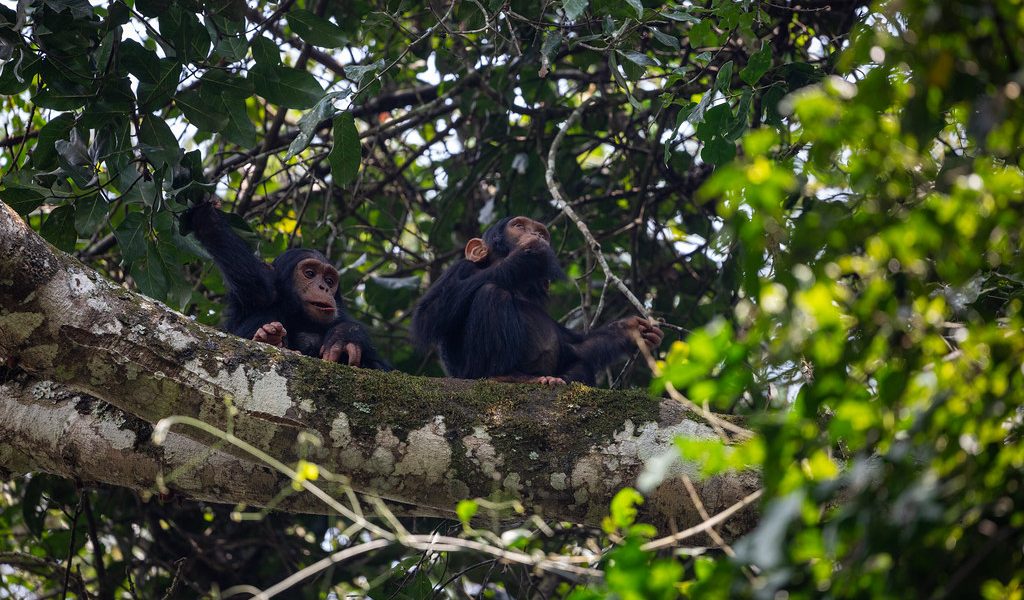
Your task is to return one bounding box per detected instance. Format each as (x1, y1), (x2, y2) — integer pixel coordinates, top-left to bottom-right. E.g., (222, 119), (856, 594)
(133, 240), (171, 300)
(714, 60), (734, 92)
(660, 10), (699, 23)
(609, 53), (641, 109)
(212, 94), (256, 147)
(74, 194), (109, 235)
(135, 0), (170, 17)
(138, 61), (182, 111)
(0, 185), (46, 215)
(328, 113), (360, 186)
(286, 9), (346, 48)
(200, 70), (253, 99)
(740, 46), (772, 85)
(625, 0), (643, 19)
(648, 27), (680, 49)
(344, 59), (385, 88)
(114, 211), (147, 264)
(40, 204), (78, 251)
(55, 132), (95, 188)
(0, 47), (41, 95)
(159, 4), (211, 62)
(287, 90), (349, 159)
(251, 36), (280, 66)
(175, 89), (229, 133)
(138, 115), (179, 170)
(541, 31), (563, 63)
(701, 136), (736, 165)
(563, 0), (589, 20)
(456, 499), (478, 525)
(618, 50), (660, 68)
(31, 113), (76, 170)
(249, 64), (324, 109)
(603, 488), (644, 532)
(684, 90), (713, 125)
(33, 85), (89, 111)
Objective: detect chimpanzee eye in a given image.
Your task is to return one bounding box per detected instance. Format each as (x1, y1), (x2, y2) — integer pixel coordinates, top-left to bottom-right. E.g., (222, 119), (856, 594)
(304, 269), (315, 278)
(325, 278), (335, 286)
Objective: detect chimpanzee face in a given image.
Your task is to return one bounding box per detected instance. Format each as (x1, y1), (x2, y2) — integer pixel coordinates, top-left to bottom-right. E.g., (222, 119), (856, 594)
(505, 216), (551, 249)
(292, 257), (339, 324)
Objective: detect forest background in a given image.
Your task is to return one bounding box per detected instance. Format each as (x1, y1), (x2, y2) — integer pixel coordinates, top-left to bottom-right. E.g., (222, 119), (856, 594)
(1, 0), (1023, 597)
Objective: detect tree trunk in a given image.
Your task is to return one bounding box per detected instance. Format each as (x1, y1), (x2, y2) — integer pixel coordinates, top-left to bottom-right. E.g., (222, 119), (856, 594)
(0, 201), (759, 536)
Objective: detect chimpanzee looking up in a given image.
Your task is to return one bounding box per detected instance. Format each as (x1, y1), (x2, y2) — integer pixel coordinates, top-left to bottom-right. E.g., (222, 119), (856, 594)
(412, 216), (663, 385)
(182, 201), (389, 369)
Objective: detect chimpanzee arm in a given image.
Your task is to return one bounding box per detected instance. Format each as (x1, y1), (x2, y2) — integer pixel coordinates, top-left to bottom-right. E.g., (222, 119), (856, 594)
(412, 247), (551, 351)
(559, 317), (662, 385)
(455, 282), (528, 378)
(181, 201), (276, 316)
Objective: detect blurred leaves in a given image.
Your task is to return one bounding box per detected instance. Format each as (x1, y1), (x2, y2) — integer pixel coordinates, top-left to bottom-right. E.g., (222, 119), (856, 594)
(3, 0), (1024, 597)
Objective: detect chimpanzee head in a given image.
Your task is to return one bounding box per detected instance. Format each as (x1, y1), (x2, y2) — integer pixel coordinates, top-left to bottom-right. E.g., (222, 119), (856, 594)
(272, 249), (341, 325)
(466, 216), (565, 284)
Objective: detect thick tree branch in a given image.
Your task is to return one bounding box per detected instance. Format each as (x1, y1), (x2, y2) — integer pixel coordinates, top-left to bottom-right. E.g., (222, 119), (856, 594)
(0, 200), (758, 535)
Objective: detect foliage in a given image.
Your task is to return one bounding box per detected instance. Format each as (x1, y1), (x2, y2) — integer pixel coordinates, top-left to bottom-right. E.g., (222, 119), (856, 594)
(1, 0), (1023, 597)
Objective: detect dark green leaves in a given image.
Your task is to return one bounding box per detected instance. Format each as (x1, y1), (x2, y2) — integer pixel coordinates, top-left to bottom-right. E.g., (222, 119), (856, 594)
(249, 64), (324, 109)
(563, 0), (589, 20)
(286, 9), (346, 48)
(174, 73), (255, 145)
(40, 204), (78, 251)
(138, 115), (179, 170)
(0, 185), (47, 216)
(328, 113), (360, 186)
(31, 114), (76, 170)
(740, 47), (772, 85)
(159, 5), (210, 63)
(286, 90), (349, 158)
(696, 103), (738, 165)
(121, 40), (182, 110)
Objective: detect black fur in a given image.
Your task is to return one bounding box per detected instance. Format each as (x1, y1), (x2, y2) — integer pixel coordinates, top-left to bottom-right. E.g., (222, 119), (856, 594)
(412, 218), (636, 385)
(182, 202), (389, 369)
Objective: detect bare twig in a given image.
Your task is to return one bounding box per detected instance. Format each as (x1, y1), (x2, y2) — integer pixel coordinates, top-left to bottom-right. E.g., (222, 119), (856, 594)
(545, 93), (651, 320)
(642, 488), (763, 552)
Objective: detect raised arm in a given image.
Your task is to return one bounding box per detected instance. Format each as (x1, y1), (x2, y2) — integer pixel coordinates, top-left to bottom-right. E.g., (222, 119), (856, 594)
(180, 201), (275, 312)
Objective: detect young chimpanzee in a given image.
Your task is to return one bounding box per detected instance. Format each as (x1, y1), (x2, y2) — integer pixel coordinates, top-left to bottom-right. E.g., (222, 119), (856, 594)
(412, 216), (662, 385)
(182, 201), (389, 369)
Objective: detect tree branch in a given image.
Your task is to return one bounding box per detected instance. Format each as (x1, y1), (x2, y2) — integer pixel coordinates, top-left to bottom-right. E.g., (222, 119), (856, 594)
(0, 200), (759, 536)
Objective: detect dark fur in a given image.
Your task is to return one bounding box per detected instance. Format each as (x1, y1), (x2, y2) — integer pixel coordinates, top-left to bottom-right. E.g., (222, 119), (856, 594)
(412, 217), (636, 385)
(182, 202), (389, 369)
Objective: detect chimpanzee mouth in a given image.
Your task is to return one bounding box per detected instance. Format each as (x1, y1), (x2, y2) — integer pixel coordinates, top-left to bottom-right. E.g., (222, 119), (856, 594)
(308, 301), (335, 312)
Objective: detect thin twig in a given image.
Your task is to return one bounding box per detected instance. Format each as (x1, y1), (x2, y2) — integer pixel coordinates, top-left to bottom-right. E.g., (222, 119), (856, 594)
(545, 93), (651, 320)
(641, 488), (763, 552)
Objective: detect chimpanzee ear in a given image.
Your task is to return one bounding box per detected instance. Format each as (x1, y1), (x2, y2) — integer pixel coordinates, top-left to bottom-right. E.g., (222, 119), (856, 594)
(465, 238), (489, 263)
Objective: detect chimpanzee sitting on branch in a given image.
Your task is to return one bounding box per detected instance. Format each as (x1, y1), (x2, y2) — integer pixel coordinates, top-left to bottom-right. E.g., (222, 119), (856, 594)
(412, 216), (662, 385)
(182, 200), (389, 369)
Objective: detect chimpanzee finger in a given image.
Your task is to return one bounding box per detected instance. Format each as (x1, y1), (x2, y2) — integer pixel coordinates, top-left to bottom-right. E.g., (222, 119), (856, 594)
(535, 376), (566, 385)
(345, 343), (362, 367)
(322, 343), (343, 362)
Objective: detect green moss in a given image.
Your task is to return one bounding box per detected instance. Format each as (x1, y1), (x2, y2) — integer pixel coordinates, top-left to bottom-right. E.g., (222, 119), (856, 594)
(0, 311), (45, 345)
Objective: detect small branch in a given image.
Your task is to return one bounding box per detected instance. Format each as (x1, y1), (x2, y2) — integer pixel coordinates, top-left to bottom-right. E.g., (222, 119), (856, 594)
(642, 488), (763, 552)
(545, 94), (651, 320)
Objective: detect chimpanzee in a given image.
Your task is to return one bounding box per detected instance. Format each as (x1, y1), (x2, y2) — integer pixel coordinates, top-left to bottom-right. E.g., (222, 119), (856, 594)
(411, 216), (663, 385)
(181, 201), (389, 369)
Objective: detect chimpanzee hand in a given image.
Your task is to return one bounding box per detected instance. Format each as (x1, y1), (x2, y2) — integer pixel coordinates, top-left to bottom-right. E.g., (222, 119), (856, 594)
(614, 316), (664, 350)
(179, 197), (223, 236)
(320, 322), (370, 367)
(253, 322), (287, 348)
(532, 375), (567, 386)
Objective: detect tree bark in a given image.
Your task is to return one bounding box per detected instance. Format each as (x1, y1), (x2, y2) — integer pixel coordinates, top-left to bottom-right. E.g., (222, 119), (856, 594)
(0, 201), (759, 536)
